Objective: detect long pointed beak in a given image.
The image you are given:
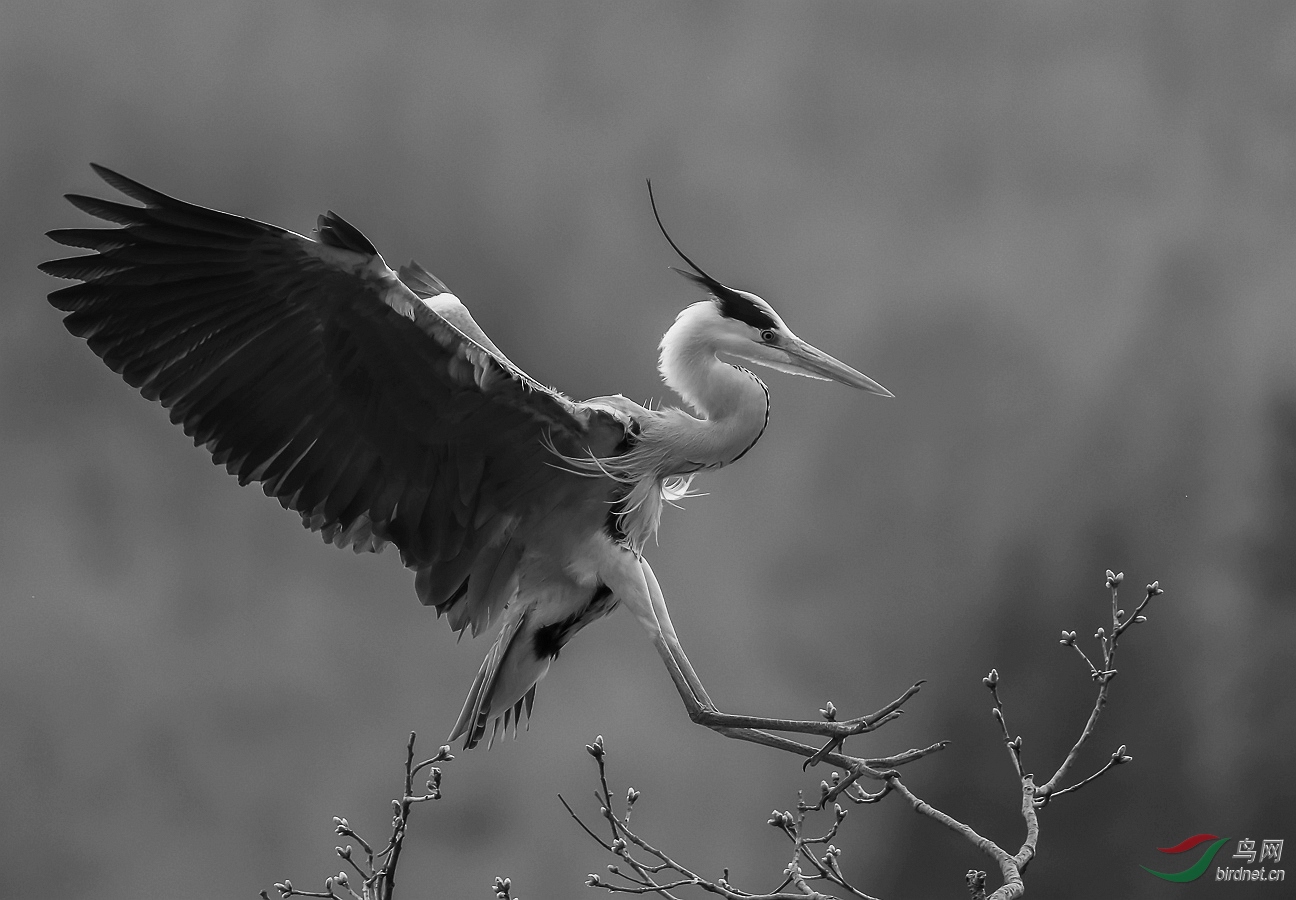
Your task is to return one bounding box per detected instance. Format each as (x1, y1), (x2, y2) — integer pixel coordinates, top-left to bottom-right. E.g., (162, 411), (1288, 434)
(785, 335), (894, 397)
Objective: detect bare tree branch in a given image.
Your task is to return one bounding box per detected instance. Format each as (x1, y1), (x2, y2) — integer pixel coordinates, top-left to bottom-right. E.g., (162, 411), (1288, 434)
(569, 569), (1167, 899)
(263, 734), (458, 900)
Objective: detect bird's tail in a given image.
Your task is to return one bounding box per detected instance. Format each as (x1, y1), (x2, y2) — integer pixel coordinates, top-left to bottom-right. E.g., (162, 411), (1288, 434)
(449, 605), (547, 750)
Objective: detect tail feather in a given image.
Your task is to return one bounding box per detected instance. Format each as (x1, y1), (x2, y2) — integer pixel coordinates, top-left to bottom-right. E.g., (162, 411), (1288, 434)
(488, 687), (536, 749)
(500, 685), (539, 740)
(449, 608), (550, 749)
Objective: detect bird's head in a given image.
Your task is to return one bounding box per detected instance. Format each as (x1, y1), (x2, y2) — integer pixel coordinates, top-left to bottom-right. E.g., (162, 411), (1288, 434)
(649, 183), (893, 399)
(667, 271), (892, 396)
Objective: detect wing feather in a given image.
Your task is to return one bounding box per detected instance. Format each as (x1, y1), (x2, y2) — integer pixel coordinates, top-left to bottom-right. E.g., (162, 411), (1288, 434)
(41, 165), (622, 633)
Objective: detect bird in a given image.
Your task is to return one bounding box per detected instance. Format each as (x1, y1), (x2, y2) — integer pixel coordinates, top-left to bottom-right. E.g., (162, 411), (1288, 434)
(40, 165), (892, 750)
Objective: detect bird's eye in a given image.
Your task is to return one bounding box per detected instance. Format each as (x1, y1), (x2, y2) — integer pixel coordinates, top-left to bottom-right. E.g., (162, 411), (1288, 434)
(760, 329), (777, 344)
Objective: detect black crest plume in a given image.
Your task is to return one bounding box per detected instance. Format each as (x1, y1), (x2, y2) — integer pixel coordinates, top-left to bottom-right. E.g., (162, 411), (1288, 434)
(647, 179), (727, 292)
(646, 181), (778, 332)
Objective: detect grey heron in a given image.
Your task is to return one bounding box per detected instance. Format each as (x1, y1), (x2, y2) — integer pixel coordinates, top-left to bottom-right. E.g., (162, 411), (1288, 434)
(41, 165), (892, 752)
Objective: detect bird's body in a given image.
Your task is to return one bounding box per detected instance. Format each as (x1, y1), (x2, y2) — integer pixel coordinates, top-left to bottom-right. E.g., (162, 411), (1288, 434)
(42, 166), (890, 749)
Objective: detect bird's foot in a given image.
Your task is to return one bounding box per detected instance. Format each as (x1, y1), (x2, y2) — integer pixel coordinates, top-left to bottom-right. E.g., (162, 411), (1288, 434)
(803, 681), (926, 769)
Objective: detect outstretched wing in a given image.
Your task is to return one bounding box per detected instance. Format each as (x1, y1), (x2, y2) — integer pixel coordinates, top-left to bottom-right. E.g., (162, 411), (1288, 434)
(41, 164), (624, 634)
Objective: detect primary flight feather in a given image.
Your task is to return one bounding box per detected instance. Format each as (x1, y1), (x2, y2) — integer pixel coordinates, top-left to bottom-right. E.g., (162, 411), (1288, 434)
(41, 165), (891, 749)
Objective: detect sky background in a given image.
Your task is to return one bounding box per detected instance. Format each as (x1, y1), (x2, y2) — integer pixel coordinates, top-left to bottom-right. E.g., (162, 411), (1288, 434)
(3, 2), (1294, 898)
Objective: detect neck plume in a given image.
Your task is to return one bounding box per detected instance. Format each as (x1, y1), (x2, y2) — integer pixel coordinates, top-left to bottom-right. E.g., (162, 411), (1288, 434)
(548, 303), (772, 554)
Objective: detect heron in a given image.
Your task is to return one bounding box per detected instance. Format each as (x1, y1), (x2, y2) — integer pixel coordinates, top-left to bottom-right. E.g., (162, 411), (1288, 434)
(41, 165), (893, 753)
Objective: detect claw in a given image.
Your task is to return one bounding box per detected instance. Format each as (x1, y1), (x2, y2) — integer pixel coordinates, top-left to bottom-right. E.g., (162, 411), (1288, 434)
(804, 735), (845, 770)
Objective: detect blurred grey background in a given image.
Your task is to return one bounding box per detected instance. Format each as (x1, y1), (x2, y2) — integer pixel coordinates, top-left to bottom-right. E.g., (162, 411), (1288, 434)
(3, 2), (1294, 898)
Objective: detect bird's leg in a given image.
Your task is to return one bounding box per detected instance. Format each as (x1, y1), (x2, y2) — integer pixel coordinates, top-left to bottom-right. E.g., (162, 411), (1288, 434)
(639, 597), (940, 804)
(637, 560), (912, 746)
(637, 568), (714, 708)
(611, 555), (822, 757)
(637, 607), (868, 765)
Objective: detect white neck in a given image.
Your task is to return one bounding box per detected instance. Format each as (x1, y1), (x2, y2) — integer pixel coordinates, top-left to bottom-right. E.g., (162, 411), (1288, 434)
(656, 304), (770, 468)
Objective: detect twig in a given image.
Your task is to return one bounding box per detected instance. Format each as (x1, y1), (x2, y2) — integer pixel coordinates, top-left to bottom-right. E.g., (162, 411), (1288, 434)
(264, 733), (456, 900)
(570, 737), (881, 899)
(1045, 745), (1133, 801)
(1037, 575), (1162, 801)
(982, 670), (1025, 780)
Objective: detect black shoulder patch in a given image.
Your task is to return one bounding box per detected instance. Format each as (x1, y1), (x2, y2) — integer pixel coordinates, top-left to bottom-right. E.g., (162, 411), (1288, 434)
(532, 619), (567, 660)
(533, 584), (615, 659)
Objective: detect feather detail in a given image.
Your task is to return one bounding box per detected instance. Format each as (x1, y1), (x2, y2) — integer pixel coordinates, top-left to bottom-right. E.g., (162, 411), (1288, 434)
(543, 414), (705, 554)
(448, 606), (540, 749)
